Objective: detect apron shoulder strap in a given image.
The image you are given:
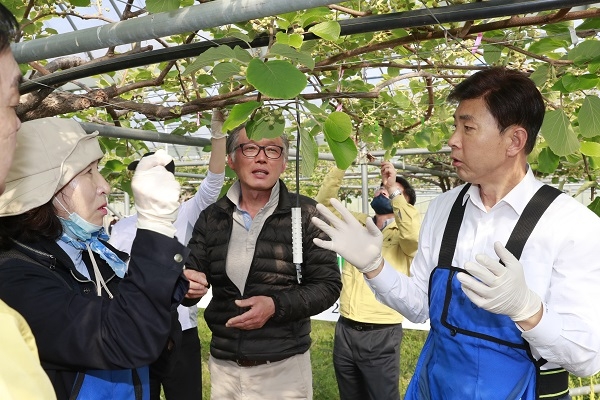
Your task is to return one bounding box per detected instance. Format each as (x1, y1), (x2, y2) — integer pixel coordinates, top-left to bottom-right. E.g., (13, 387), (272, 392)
(437, 184), (562, 266)
(504, 184), (562, 260)
(438, 184), (471, 266)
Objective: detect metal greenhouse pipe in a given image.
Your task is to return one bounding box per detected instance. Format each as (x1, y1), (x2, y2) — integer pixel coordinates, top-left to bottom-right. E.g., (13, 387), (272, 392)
(12, 0), (344, 64)
(79, 122), (210, 147)
(18, 0), (598, 94)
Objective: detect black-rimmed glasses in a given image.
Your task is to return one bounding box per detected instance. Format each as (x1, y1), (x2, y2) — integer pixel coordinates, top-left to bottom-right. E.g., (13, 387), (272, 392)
(238, 143), (284, 159)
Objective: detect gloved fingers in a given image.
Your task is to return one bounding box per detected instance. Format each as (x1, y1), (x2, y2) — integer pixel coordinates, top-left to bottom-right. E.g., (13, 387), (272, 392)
(135, 149), (173, 172)
(211, 108), (226, 139)
(311, 215), (338, 238)
(456, 272), (493, 305)
(471, 254), (506, 279)
(493, 241), (521, 271)
(364, 217), (383, 238)
(329, 198), (362, 228)
(460, 285), (487, 309)
(315, 202), (348, 230)
(312, 236), (334, 252)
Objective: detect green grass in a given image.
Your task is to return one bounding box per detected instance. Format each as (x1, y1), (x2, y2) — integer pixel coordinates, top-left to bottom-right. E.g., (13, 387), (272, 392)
(195, 309), (599, 399)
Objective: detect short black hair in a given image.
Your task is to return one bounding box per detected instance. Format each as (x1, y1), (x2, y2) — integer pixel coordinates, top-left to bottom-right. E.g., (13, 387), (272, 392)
(448, 67), (544, 154)
(379, 176), (417, 206)
(396, 176), (416, 205)
(0, 4), (19, 53)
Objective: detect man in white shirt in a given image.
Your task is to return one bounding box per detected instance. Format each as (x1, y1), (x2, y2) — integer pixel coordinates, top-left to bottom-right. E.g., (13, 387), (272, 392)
(312, 67), (600, 400)
(110, 110), (226, 400)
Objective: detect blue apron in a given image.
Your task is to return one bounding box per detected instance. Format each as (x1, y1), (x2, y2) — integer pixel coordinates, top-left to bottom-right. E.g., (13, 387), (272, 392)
(70, 366), (150, 400)
(405, 184), (561, 400)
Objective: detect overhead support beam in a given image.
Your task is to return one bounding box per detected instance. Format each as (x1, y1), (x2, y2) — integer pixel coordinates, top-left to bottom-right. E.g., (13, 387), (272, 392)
(77, 122), (447, 162)
(79, 122), (211, 147)
(291, 150), (455, 178)
(18, 0), (598, 94)
(12, 0), (344, 64)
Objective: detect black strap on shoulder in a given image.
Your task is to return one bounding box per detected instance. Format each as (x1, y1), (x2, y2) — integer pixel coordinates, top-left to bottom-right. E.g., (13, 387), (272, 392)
(69, 373), (85, 400)
(504, 185), (562, 261)
(438, 184), (561, 265)
(438, 184), (471, 266)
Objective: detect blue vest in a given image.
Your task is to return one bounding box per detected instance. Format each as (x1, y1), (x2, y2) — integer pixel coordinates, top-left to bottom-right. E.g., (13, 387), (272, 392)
(405, 184), (561, 400)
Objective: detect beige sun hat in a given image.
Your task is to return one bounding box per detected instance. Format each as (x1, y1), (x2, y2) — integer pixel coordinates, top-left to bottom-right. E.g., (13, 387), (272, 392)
(0, 117), (103, 217)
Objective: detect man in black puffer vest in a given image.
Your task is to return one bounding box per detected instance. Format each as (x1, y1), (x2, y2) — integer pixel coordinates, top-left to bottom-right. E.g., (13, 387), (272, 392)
(185, 125), (341, 400)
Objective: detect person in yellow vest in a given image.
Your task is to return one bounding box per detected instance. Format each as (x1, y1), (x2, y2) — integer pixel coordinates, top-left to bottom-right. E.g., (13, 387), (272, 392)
(315, 161), (420, 400)
(0, 300), (56, 399)
(0, 3), (56, 399)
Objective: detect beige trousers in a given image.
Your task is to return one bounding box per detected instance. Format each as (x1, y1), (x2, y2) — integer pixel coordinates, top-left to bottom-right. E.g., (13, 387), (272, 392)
(208, 351), (313, 400)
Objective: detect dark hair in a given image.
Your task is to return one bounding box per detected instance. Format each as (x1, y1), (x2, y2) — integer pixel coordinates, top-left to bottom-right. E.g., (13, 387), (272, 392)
(381, 176), (417, 206)
(447, 67), (545, 154)
(226, 124), (290, 160)
(0, 201), (62, 250)
(0, 4), (19, 53)
(396, 176), (416, 206)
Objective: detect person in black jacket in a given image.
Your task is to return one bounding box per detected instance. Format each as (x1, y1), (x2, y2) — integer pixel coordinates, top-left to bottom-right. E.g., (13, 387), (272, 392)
(185, 125), (341, 399)
(0, 117), (189, 400)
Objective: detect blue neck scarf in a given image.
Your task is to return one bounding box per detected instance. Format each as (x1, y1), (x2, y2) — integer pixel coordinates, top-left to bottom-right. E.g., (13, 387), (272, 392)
(59, 228), (128, 278)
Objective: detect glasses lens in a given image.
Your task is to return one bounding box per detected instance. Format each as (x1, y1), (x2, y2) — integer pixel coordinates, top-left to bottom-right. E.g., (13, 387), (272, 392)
(240, 143), (282, 159)
(241, 143), (259, 157)
(265, 146), (282, 159)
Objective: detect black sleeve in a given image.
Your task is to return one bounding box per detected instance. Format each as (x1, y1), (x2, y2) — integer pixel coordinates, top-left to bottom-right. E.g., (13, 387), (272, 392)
(0, 230), (189, 370)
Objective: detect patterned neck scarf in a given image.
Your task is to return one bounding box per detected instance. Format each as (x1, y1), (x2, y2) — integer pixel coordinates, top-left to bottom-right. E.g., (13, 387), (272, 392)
(59, 228), (128, 278)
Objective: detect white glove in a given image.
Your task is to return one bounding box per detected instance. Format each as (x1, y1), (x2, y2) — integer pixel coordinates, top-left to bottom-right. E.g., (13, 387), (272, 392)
(132, 149), (180, 238)
(211, 108), (226, 139)
(311, 198), (383, 273)
(456, 241), (542, 322)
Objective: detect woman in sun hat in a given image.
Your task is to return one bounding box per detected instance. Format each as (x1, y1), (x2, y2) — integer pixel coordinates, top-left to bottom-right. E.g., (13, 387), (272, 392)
(0, 117), (189, 400)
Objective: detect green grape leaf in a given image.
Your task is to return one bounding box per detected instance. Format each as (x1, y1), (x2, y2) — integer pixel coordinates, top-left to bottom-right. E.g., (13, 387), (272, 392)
(182, 46), (237, 76)
(536, 147), (560, 174)
(246, 116), (285, 140)
(578, 95), (600, 138)
(587, 197), (600, 217)
(69, 0), (92, 6)
(269, 43), (315, 70)
(300, 129), (318, 177)
(568, 40), (600, 65)
(540, 109), (580, 156)
(212, 62), (240, 82)
(382, 127), (394, 149)
(560, 73), (599, 91)
(529, 64), (549, 87)
(222, 101), (261, 132)
(233, 46), (253, 63)
(145, 0), (180, 14)
(308, 21), (341, 41)
(327, 137), (357, 170)
(246, 59), (307, 99)
(528, 37), (569, 54)
(482, 44), (502, 64)
(580, 141), (600, 157)
(324, 112), (352, 142)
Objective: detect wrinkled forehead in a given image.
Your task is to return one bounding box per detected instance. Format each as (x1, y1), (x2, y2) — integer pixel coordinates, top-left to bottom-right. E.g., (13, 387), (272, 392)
(240, 131), (283, 147)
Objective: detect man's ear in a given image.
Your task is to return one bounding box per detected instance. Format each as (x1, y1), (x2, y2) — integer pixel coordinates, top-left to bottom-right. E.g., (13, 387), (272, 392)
(226, 154), (235, 170)
(506, 126), (528, 157)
